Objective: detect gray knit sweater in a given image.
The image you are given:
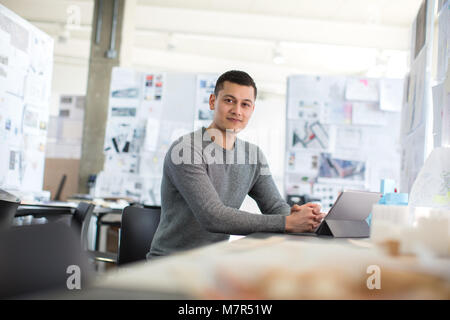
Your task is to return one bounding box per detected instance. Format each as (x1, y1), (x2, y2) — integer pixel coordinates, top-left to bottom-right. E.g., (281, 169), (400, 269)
(147, 127), (290, 258)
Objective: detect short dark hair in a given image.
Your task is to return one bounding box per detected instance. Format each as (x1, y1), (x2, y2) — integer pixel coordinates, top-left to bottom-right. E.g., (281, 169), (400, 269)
(214, 70), (257, 99)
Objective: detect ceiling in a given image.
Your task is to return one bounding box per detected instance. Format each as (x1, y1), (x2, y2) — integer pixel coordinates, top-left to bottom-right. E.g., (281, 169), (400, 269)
(0, 0), (423, 96)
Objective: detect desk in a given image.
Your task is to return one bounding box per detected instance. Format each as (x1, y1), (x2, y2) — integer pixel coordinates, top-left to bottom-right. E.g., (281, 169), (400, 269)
(15, 204), (75, 225)
(92, 207), (122, 251)
(16, 204), (75, 216)
(15, 203), (122, 252)
(88, 233), (450, 299)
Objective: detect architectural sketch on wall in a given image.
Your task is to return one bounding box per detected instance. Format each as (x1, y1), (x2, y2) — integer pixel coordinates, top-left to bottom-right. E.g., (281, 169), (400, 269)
(285, 74), (403, 211)
(0, 4), (53, 196)
(96, 68), (218, 205)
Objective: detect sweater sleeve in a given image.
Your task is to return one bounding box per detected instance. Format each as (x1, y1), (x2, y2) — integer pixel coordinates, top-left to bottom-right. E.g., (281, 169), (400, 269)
(248, 148), (291, 216)
(165, 140), (286, 235)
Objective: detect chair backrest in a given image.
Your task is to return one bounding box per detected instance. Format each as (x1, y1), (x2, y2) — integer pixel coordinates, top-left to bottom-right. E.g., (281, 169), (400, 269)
(0, 189), (20, 230)
(73, 202), (94, 232)
(0, 223), (93, 298)
(64, 202), (95, 251)
(0, 200), (19, 230)
(118, 206), (161, 266)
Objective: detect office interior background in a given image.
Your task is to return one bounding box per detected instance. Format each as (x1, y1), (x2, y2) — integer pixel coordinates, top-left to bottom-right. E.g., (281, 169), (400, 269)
(0, 0), (449, 300)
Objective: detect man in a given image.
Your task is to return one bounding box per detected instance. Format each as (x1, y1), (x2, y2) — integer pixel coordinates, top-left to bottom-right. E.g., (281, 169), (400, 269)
(148, 70), (325, 259)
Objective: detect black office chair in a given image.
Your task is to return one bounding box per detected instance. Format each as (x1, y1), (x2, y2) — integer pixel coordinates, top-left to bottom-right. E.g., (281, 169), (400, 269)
(72, 202), (93, 233)
(75, 202), (118, 264)
(0, 223), (93, 298)
(117, 205), (161, 266)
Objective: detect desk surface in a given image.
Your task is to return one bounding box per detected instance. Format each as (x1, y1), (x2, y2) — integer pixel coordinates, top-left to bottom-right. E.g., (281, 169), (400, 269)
(88, 233), (450, 299)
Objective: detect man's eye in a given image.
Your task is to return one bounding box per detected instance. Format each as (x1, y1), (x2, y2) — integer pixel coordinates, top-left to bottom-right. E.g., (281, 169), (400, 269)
(243, 103), (250, 108)
(225, 99), (233, 103)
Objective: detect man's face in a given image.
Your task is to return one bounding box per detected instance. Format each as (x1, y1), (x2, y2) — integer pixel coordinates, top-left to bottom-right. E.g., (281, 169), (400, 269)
(209, 81), (255, 134)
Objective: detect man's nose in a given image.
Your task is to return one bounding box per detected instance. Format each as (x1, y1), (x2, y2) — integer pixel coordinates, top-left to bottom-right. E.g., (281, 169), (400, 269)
(231, 104), (242, 116)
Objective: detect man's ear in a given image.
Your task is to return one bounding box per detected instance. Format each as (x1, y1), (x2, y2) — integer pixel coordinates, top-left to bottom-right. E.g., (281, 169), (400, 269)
(209, 94), (216, 110)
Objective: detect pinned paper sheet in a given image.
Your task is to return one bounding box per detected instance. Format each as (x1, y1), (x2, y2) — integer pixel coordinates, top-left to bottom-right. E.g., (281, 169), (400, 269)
(195, 74), (217, 121)
(286, 150), (320, 182)
(432, 83), (445, 147)
(318, 152), (366, 185)
(345, 78), (379, 102)
(334, 127), (362, 150)
(288, 120), (329, 150)
(379, 78), (403, 112)
(321, 102), (352, 125)
(0, 6), (54, 193)
(404, 51), (426, 134)
(352, 102), (387, 126)
(288, 75), (346, 104)
(144, 117), (160, 152)
(110, 67), (141, 101)
(288, 101), (321, 121)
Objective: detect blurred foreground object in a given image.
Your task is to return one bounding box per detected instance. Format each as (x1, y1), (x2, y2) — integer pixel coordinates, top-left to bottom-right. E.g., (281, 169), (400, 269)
(0, 189), (20, 230)
(409, 147), (450, 208)
(200, 240), (450, 300)
(371, 147), (450, 258)
(0, 223), (93, 298)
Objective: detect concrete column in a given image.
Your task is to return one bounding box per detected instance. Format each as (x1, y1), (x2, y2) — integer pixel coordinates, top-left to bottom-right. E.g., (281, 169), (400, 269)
(79, 0), (136, 193)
